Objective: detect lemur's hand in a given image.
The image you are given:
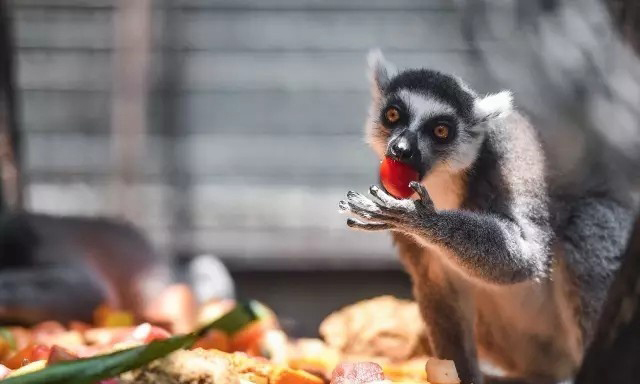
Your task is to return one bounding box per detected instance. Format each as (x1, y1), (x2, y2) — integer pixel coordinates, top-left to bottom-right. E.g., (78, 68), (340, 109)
(339, 181), (435, 231)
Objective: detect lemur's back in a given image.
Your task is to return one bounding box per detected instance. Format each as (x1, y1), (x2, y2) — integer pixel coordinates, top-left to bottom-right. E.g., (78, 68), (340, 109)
(467, 110), (635, 380)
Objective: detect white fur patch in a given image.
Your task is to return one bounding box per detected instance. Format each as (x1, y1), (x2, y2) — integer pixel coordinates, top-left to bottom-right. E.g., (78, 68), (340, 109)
(474, 91), (513, 121)
(399, 90), (456, 120)
(447, 133), (484, 171)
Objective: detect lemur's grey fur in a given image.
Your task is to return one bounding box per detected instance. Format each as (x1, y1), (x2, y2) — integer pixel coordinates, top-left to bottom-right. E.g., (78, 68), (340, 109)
(339, 50), (636, 384)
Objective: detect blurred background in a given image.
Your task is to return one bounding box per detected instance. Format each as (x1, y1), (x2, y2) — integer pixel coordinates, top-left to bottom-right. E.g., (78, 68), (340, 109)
(1, 0), (639, 336)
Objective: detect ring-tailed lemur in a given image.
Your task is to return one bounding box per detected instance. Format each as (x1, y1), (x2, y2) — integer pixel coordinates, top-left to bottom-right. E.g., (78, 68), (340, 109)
(339, 50), (636, 384)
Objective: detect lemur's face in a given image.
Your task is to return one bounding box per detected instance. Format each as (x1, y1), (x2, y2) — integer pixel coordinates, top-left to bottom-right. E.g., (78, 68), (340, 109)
(365, 50), (512, 180)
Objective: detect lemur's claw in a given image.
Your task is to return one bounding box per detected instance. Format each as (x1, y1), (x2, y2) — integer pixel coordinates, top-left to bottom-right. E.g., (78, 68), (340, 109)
(409, 181), (434, 209)
(369, 185), (398, 206)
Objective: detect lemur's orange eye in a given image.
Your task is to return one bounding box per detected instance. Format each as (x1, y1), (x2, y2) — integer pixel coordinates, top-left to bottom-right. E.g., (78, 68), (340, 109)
(433, 125), (449, 140)
(385, 107), (401, 123)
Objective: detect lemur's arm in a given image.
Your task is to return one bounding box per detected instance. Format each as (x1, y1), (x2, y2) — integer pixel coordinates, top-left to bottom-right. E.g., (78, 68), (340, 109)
(340, 183), (549, 284)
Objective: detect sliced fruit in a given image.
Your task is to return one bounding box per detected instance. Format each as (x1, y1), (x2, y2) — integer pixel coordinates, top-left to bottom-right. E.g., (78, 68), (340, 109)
(46, 345), (78, 365)
(4, 344), (50, 369)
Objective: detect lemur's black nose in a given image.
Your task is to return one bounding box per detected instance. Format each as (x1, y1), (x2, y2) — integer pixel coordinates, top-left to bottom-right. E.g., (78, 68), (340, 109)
(389, 136), (413, 161)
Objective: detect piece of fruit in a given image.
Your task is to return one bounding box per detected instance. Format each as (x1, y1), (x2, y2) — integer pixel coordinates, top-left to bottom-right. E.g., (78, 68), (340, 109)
(143, 283), (198, 334)
(192, 329), (231, 352)
(273, 367), (324, 384)
(4, 344), (50, 369)
(128, 323), (171, 343)
(425, 358), (460, 384)
(0, 328), (16, 352)
(231, 321), (269, 352)
(0, 327), (30, 351)
(0, 339), (12, 361)
(330, 362), (386, 384)
(0, 363), (10, 379)
(32, 321), (65, 336)
(47, 345), (79, 365)
(94, 305), (135, 328)
(379, 156), (420, 199)
(84, 327), (133, 346)
(38, 331), (84, 349)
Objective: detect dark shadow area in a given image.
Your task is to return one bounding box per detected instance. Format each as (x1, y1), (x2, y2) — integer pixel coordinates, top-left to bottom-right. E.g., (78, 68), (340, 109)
(232, 269), (413, 338)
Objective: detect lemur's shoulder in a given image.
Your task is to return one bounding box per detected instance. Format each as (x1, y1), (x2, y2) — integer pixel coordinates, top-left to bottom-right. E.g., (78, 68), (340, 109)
(463, 110), (548, 214)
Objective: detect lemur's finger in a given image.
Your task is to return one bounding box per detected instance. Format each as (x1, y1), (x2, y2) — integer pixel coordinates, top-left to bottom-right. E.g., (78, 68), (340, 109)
(338, 200), (349, 213)
(346, 218), (392, 231)
(342, 200), (388, 221)
(369, 185), (399, 206)
(409, 181), (434, 208)
(346, 191), (382, 213)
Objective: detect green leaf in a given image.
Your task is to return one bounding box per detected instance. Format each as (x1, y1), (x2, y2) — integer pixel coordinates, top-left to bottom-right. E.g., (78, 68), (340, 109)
(212, 301), (262, 335)
(1, 300), (263, 384)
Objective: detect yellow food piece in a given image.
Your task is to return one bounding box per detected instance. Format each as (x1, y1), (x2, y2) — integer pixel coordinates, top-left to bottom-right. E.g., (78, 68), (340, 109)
(103, 311), (135, 327)
(287, 356), (330, 374)
(380, 358), (429, 382)
(239, 372), (269, 384)
(425, 358), (460, 384)
(272, 367), (325, 384)
(5, 360), (47, 378)
(39, 330), (85, 349)
(94, 304), (135, 328)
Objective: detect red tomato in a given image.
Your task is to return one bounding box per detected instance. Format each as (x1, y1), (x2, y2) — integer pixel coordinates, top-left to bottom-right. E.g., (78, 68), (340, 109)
(5, 344), (50, 369)
(379, 156), (420, 199)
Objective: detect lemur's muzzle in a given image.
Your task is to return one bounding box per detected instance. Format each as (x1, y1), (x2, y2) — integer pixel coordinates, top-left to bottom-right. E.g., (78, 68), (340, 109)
(386, 132), (422, 173)
(388, 135), (413, 161)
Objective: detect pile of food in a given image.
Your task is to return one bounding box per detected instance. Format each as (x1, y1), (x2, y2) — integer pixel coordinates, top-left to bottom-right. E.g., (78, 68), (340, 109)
(0, 296), (459, 384)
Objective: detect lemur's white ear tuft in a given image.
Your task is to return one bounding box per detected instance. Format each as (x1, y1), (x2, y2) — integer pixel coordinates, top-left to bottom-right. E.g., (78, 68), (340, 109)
(474, 91), (513, 121)
(367, 48), (397, 93)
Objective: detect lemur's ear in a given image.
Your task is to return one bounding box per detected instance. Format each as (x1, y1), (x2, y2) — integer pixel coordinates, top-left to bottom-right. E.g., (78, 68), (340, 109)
(474, 91), (513, 122)
(367, 49), (397, 94)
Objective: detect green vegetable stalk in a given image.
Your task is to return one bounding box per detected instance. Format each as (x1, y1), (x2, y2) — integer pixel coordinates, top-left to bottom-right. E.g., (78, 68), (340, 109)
(1, 300), (263, 384)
